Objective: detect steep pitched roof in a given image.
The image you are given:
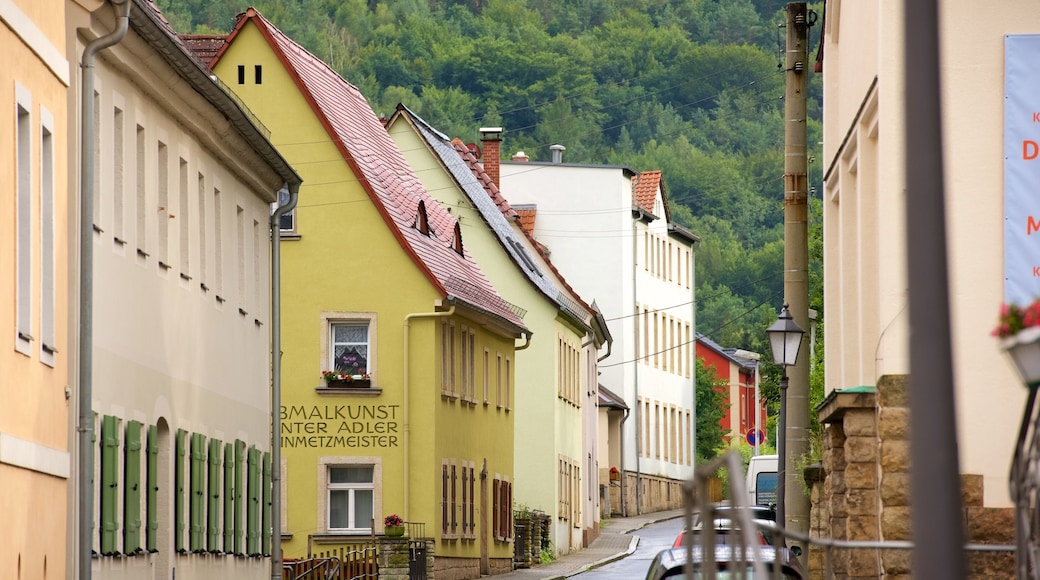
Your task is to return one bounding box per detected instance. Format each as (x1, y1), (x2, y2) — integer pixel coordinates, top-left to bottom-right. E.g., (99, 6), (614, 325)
(389, 105), (593, 327)
(697, 332), (758, 372)
(212, 8), (524, 332)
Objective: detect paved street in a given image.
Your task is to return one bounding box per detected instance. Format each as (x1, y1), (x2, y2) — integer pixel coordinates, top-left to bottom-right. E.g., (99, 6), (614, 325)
(494, 509), (686, 580)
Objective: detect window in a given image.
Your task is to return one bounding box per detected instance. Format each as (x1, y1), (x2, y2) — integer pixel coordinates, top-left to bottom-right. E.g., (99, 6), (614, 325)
(441, 320), (456, 397)
(504, 357), (511, 410)
(331, 323), (369, 376)
(327, 465), (374, 532)
(40, 108), (55, 363)
(495, 353), (502, 408)
(461, 326), (475, 401)
(483, 349), (490, 404)
(274, 187), (295, 233)
(15, 89), (32, 354)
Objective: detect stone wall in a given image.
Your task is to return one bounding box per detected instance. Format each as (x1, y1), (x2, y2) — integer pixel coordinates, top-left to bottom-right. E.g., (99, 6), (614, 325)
(811, 375), (1015, 579)
(620, 471), (685, 515)
(379, 538), (434, 580)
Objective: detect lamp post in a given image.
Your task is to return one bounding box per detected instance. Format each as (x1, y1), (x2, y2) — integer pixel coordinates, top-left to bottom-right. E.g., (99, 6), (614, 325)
(766, 303), (805, 529)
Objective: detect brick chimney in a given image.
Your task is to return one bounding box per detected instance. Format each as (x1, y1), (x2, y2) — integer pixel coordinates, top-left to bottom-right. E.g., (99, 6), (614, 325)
(512, 151), (529, 162)
(480, 127), (503, 188)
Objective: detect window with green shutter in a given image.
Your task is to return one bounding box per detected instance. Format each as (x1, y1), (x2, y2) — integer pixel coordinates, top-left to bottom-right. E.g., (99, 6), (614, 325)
(262, 451), (271, 556)
(247, 446), (260, 555)
(207, 438), (222, 552)
(234, 439), (245, 555)
(189, 433), (206, 551)
(146, 424), (158, 553)
(124, 420), (143, 554)
(223, 442), (234, 552)
(100, 415), (120, 555)
(175, 429), (186, 553)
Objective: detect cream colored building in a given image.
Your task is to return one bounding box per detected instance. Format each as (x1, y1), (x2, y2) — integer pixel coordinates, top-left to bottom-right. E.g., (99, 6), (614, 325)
(2, 0), (72, 577)
(64, 1), (299, 578)
(820, 0), (1038, 510)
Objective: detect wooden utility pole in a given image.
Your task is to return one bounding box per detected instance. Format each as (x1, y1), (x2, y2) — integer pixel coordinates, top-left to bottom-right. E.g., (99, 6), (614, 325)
(782, 1), (810, 549)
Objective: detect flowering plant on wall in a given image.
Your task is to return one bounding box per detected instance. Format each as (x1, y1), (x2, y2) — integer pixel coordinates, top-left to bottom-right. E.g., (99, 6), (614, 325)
(321, 370), (370, 384)
(384, 514), (404, 527)
(993, 301), (1040, 338)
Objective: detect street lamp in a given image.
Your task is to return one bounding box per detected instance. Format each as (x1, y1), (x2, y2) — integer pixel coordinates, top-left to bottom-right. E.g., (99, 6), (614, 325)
(766, 303), (805, 530)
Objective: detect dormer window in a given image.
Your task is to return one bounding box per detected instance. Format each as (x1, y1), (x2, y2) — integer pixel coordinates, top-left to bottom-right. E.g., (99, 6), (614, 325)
(415, 200), (431, 236)
(453, 222), (464, 256)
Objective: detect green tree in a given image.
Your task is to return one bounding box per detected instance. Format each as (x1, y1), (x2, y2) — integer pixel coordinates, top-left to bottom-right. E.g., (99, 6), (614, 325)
(696, 357), (728, 463)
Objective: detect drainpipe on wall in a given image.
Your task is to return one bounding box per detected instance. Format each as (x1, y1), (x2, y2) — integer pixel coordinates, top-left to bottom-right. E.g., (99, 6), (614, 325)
(403, 302), (456, 519)
(271, 183), (299, 580)
(632, 205), (643, 516)
(79, 3), (130, 580)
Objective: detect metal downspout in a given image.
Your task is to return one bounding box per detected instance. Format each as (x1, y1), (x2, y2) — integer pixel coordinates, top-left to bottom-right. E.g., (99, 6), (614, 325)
(690, 243), (697, 471)
(79, 3), (130, 579)
(632, 208), (642, 516)
(403, 303), (456, 519)
(271, 183), (299, 580)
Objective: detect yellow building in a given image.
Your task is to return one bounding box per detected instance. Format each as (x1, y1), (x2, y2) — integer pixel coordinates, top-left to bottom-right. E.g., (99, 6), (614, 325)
(208, 9), (528, 577)
(386, 108), (611, 554)
(1, 0), (71, 577)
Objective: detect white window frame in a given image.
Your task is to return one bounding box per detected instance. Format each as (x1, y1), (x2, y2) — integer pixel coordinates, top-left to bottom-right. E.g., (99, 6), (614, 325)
(321, 311), (376, 381)
(317, 456), (381, 534)
(39, 105), (55, 366)
(15, 83), (33, 356)
(272, 187), (297, 235)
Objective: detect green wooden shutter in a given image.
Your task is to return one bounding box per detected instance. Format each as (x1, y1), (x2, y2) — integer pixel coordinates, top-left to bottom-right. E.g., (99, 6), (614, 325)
(207, 438), (222, 551)
(146, 424), (158, 552)
(223, 442), (234, 552)
(234, 439), (245, 555)
(175, 429), (186, 552)
(100, 415), (120, 555)
(262, 451), (271, 556)
(246, 446), (260, 555)
(189, 433), (206, 551)
(123, 420), (142, 554)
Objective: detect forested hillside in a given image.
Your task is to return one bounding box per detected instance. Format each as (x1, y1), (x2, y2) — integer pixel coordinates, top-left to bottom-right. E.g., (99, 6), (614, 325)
(159, 0), (824, 413)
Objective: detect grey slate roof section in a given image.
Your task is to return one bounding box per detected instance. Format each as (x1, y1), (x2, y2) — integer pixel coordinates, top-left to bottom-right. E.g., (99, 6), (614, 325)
(405, 107), (591, 325)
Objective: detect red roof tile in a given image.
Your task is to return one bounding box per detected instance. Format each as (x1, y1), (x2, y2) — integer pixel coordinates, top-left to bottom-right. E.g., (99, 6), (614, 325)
(633, 169), (661, 213)
(515, 207), (537, 237)
(180, 34), (226, 67)
(213, 8), (525, 333)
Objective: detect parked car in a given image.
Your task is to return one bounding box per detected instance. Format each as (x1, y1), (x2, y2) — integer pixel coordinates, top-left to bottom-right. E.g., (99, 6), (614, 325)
(691, 504), (779, 546)
(645, 545), (805, 580)
(673, 521), (769, 548)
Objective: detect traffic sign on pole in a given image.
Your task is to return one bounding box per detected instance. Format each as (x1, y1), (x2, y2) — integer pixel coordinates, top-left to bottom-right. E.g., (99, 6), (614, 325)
(746, 428), (765, 446)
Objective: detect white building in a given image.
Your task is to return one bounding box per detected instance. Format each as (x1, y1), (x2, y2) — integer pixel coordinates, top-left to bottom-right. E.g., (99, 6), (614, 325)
(65, 1), (300, 578)
(499, 153), (699, 515)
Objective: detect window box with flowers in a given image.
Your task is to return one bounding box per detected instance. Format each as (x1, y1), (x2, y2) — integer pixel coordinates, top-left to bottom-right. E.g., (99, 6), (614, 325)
(995, 300), (1040, 388)
(383, 514), (405, 538)
(322, 370), (372, 389)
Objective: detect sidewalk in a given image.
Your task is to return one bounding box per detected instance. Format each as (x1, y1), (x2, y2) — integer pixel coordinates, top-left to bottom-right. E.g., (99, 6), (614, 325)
(494, 509), (685, 579)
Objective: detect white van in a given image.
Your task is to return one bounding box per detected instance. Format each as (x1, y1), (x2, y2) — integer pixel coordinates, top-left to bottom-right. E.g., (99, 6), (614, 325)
(746, 454), (778, 507)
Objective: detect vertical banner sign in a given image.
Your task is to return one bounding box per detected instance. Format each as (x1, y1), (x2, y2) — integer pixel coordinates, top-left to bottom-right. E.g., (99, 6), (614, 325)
(1005, 35), (1040, 305)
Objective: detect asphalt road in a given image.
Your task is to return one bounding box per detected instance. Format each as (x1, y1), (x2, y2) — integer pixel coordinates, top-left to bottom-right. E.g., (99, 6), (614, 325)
(576, 516), (685, 579)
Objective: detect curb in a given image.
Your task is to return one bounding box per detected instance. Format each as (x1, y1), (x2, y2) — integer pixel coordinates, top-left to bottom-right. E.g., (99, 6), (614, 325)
(545, 535), (640, 580)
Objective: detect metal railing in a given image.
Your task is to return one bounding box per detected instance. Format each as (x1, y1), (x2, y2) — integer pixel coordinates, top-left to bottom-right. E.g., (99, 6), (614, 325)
(1011, 387), (1040, 579)
(672, 451), (1017, 579)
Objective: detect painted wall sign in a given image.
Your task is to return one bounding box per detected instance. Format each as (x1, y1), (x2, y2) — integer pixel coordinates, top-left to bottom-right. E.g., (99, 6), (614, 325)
(279, 404), (401, 448)
(1004, 35), (1040, 305)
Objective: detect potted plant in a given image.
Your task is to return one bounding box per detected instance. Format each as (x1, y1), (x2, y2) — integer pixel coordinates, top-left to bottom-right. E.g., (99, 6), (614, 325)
(384, 513), (405, 537)
(994, 300), (1040, 388)
(321, 370), (371, 388)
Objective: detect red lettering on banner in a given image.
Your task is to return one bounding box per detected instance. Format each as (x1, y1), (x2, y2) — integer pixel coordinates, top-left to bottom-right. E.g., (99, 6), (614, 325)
(1029, 216), (1040, 235)
(1026, 140), (1040, 160)
(1034, 112), (1040, 122)
(1034, 266), (1040, 277)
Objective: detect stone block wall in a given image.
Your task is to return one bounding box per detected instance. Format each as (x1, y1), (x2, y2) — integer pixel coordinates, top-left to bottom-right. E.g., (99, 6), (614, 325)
(810, 375), (1016, 579)
(379, 538), (434, 580)
(620, 471), (685, 516)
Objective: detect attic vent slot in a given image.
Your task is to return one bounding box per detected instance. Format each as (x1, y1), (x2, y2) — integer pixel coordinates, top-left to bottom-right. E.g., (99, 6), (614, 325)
(237, 65), (245, 85)
(255, 65), (262, 84)
(415, 200), (431, 236)
(453, 222), (464, 256)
